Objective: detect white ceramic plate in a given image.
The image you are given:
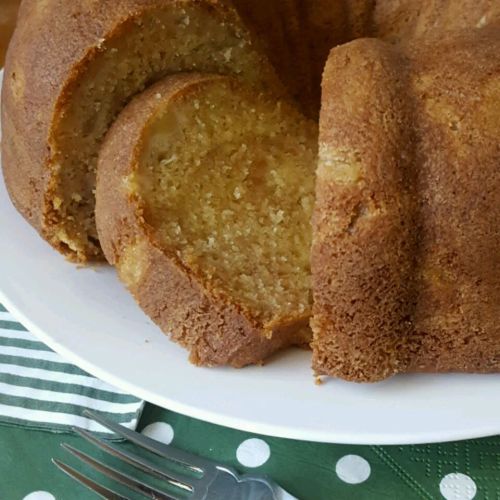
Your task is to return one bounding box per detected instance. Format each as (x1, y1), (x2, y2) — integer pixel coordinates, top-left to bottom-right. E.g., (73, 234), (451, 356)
(1, 72), (499, 445)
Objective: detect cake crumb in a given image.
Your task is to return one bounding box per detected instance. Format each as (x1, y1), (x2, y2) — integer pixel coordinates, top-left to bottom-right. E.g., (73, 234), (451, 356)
(52, 196), (63, 210)
(476, 15), (487, 27)
(223, 47), (233, 62)
(160, 155), (177, 166)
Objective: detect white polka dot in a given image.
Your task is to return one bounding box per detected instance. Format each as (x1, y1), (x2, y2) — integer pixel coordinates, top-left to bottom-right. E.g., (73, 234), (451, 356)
(23, 492), (55, 500)
(141, 422), (174, 445)
(236, 438), (271, 468)
(440, 473), (477, 500)
(335, 454), (371, 484)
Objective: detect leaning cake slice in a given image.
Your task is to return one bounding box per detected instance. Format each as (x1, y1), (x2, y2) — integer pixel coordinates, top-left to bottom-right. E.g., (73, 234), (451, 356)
(96, 73), (317, 367)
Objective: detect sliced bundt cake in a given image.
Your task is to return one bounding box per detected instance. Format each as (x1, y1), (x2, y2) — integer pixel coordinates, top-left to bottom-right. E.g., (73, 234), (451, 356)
(2, 0), (499, 377)
(96, 74), (317, 367)
(3, 0), (499, 263)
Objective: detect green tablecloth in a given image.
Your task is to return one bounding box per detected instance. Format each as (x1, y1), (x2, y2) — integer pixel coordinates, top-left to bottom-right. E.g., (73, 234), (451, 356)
(1, 402), (500, 499)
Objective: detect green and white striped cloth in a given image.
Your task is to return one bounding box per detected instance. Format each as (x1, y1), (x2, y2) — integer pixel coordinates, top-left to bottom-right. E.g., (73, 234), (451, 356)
(0, 303), (144, 435)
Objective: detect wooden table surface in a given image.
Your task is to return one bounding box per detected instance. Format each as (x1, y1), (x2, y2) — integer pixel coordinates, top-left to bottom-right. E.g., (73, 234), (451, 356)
(0, 0), (21, 68)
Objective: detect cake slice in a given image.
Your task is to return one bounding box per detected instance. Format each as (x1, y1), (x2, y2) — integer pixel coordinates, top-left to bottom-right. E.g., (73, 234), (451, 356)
(96, 74), (317, 367)
(312, 27), (500, 382)
(1, 0), (284, 262)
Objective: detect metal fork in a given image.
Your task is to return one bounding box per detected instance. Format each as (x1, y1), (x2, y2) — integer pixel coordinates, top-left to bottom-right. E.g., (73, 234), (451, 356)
(52, 410), (297, 500)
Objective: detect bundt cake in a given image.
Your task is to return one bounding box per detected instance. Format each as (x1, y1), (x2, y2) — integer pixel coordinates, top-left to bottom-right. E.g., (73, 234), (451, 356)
(312, 26), (500, 382)
(1, 0), (499, 378)
(96, 74), (317, 366)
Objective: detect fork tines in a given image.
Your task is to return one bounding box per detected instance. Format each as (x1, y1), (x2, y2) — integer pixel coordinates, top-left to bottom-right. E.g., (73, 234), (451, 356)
(53, 410), (215, 500)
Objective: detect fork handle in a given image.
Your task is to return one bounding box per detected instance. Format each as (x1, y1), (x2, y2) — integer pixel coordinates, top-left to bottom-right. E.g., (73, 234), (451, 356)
(205, 471), (298, 500)
(240, 474), (298, 500)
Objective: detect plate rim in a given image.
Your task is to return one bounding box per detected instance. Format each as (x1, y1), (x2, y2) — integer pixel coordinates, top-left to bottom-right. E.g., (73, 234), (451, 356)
(3, 288), (500, 445)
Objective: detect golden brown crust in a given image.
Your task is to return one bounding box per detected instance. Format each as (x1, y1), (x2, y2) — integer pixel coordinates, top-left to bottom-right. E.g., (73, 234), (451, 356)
(313, 27), (500, 382)
(96, 73), (310, 367)
(374, 0), (500, 43)
(312, 38), (419, 382)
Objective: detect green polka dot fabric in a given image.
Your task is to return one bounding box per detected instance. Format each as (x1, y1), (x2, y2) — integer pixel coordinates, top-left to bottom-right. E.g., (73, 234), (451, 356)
(1, 405), (499, 499)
